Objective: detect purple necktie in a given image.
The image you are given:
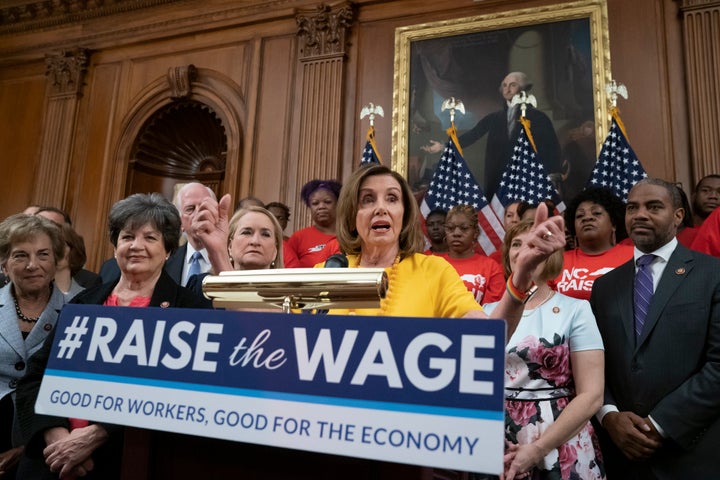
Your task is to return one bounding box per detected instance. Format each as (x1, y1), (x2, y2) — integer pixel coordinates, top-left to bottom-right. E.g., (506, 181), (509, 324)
(634, 254), (656, 338)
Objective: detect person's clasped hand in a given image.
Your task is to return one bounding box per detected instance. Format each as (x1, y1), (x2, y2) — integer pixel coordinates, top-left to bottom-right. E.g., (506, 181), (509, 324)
(504, 442), (546, 479)
(43, 425), (107, 478)
(602, 411), (662, 461)
(0, 446), (24, 478)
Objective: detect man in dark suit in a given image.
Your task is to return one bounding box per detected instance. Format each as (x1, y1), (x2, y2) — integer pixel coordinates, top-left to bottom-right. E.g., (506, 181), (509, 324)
(590, 178), (720, 478)
(421, 72), (561, 198)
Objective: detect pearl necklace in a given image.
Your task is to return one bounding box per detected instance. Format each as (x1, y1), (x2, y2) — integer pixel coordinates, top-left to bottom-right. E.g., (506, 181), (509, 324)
(14, 296), (40, 323)
(351, 254), (401, 316)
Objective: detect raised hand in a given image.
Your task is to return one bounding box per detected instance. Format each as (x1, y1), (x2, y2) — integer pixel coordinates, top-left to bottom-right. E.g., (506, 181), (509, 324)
(192, 193), (233, 272)
(512, 202), (566, 288)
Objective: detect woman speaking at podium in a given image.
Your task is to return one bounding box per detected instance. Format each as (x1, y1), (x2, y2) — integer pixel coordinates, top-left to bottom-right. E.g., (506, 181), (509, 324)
(328, 165), (565, 333)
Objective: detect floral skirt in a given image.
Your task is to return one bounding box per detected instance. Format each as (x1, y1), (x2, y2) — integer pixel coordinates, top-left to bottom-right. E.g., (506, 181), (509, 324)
(505, 397), (605, 480)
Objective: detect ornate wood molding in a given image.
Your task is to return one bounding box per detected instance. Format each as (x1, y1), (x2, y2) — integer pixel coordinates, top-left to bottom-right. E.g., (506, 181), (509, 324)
(45, 48), (89, 97)
(296, 2), (354, 60)
(293, 2), (354, 227)
(676, 0), (720, 10)
(32, 48), (91, 206)
(0, 0), (182, 34)
(167, 64), (198, 99)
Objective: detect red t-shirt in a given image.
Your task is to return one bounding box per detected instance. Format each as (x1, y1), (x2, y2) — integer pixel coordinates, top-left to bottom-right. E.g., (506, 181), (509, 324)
(103, 294), (151, 307)
(691, 208), (720, 257)
(552, 244), (634, 300)
(285, 226), (336, 268)
(677, 226), (698, 249)
(438, 253), (505, 304)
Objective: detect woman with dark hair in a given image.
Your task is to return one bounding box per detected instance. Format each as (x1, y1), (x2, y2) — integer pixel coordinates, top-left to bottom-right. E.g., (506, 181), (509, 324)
(488, 220), (605, 479)
(285, 179), (342, 268)
(16, 193), (208, 480)
(265, 201), (291, 239)
(440, 204), (504, 304)
(54, 223), (88, 301)
(553, 187), (633, 300)
(0, 214), (65, 479)
(327, 164), (566, 322)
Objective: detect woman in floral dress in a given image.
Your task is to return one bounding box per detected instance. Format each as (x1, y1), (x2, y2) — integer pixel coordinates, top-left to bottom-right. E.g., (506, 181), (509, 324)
(484, 220), (606, 479)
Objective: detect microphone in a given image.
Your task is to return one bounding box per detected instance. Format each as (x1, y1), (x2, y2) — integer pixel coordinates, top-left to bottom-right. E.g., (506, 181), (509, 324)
(316, 254), (348, 314)
(323, 253), (348, 269)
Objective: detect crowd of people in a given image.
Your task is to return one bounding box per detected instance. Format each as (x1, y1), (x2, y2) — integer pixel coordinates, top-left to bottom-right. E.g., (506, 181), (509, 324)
(0, 169), (719, 479)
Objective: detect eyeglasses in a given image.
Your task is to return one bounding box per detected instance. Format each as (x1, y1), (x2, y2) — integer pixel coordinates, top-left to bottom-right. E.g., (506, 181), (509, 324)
(444, 224), (473, 233)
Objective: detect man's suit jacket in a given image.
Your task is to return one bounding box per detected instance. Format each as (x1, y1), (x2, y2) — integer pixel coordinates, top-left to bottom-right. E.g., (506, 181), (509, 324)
(98, 243), (187, 285)
(590, 243), (720, 478)
(73, 268), (103, 289)
(0, 283), (66, 445)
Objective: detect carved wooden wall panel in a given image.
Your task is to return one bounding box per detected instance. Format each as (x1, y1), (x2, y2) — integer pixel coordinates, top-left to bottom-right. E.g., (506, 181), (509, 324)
(678, 0), (720, 181)
(0, 0), (701, 269)
(252, 35), (298, 212)
(32, 48), (89, 207)
(63, 62), (123, 266)
(0, 65), (46, 215)
(293, 2), (353, 229)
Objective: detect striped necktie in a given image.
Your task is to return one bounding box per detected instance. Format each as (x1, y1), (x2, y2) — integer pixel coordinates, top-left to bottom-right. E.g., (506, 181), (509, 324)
(634, 254), (656, 338)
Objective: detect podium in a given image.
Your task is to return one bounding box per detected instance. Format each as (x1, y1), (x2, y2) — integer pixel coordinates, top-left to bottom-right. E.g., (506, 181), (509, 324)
(112, 269), (475, 479)
(120, 428), (469, 480)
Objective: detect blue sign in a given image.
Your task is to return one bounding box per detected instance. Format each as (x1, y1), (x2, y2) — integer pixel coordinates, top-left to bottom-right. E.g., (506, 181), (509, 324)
(37, 304), (506, 473)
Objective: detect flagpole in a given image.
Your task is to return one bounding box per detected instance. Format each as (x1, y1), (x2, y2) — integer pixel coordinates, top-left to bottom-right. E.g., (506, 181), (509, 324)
(359, 102), (384, 166)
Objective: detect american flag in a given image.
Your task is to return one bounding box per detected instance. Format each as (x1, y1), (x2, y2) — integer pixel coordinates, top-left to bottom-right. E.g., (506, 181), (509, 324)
(421, 126), (505, 255)
(360, 125), (382, 166)
(587, 107), (646, 203)
(491, 117), (564, 221)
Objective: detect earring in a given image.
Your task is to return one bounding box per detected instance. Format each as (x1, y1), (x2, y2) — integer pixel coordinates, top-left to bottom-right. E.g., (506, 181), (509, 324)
(271, 261), (276, 268)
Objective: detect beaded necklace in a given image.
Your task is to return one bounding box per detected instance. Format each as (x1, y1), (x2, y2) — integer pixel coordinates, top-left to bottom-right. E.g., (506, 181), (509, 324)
(14, 296), (40, 323)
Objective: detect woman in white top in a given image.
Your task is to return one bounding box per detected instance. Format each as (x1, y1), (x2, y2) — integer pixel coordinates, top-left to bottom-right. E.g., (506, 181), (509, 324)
(484, 220), (605, 479)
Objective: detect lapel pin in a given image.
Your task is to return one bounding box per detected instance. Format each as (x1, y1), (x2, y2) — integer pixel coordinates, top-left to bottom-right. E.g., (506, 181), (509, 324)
(675, 267), (685, 275)
(160, 301), (170, 308)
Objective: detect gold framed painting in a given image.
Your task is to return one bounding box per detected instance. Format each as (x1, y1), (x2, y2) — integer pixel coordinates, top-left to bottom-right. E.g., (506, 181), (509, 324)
(392, 0), (611, 202)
